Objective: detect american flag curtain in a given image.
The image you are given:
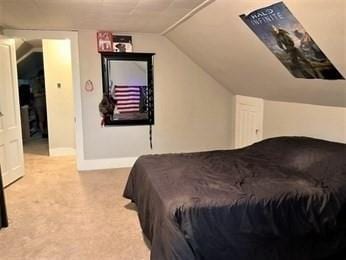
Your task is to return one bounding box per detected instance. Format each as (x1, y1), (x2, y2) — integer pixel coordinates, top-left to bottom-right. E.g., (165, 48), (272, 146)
(114, 86), (141, 113)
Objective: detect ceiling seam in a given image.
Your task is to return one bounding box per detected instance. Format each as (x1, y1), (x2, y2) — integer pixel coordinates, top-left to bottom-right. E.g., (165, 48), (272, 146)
(160, 0), (215, 36)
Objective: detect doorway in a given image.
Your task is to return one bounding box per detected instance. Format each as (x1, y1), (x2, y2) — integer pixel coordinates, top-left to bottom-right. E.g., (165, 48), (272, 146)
(0, 37), (76, 188)
(233, 95), (264, 149)
(15, 38), (76, 159)
(2, 30), (83, 187)
(16, 39), (49, 156)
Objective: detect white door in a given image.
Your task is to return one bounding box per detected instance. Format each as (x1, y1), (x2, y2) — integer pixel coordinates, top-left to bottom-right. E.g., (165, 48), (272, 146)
(234, 95), (263, 149)
(0, 38), (25, 187)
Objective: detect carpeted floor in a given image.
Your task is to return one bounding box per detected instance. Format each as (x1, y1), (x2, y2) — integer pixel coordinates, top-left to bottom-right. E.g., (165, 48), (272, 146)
(0, 139), (150, 260)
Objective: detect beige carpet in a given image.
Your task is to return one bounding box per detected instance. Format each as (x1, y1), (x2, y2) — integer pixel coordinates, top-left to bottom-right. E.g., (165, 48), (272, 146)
(0, 140), (150, 260)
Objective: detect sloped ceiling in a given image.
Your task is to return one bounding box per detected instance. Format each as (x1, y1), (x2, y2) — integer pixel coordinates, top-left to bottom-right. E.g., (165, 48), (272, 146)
(16, 39), (42, 61)
(0, 0), (205, 33)
(17, 52), (44, 79)
(15, 39), (43, 79)
(167, 0), (346, 107)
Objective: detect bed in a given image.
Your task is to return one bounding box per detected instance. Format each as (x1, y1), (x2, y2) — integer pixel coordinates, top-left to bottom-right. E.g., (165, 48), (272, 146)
(123, 137), (346, 260)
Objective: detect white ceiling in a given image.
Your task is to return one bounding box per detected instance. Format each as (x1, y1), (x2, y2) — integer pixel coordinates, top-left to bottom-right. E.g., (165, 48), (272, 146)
(0, 0), (205, 32)
(167, 0), (346, 107)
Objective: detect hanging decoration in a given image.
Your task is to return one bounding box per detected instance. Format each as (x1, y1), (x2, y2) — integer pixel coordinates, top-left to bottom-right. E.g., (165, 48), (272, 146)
(97, 31), (113, 53)
(240, 2), (344, 80)
(84, 80), (94, 92)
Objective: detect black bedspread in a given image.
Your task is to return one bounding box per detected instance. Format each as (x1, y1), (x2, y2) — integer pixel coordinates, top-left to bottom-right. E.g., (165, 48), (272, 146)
(123, 137), (346, 260)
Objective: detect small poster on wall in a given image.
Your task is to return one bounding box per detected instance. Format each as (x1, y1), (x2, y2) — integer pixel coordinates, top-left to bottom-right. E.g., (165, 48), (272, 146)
(240, 2), (345, 80)
(113, 35), (133, 52)
(97, 31), (113, 52)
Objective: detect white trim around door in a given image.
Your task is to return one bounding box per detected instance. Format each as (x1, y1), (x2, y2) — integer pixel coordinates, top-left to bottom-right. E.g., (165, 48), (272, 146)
(4, 30), (85, 170)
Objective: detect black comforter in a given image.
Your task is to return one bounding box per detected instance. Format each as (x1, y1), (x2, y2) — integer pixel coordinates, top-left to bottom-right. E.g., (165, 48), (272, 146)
(123, 137), (346, 260)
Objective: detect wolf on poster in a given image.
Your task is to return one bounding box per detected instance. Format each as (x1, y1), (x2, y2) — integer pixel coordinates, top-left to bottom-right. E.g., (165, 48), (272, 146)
(240, 2), (344, 80)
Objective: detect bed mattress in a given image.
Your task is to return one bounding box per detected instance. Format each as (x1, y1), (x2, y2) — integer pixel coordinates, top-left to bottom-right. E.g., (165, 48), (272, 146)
(123, 137), (346, 260)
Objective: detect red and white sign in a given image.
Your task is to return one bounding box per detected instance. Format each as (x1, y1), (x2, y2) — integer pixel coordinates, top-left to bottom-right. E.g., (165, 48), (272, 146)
(97, 31), (113, 52)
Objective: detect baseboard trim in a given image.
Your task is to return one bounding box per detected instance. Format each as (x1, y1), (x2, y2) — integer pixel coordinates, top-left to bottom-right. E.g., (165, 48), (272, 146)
(49, 148), (76, 156)
(78, 157), (138, 171)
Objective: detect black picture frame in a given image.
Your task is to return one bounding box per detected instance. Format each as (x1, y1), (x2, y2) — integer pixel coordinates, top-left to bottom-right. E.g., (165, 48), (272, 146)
(101, 52), (155, 126)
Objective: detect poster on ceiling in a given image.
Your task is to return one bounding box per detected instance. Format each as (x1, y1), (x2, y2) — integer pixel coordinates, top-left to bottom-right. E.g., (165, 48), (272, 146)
(240, 1), (345, 80)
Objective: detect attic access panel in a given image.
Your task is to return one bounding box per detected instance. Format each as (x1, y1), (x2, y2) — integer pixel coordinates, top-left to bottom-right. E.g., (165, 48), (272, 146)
(240, 1), (344, 80)
(101, 52), (155, 126)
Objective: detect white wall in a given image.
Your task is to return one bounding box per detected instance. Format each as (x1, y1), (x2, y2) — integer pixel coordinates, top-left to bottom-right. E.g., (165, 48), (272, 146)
(43, 39), (75, 155)
(263, 100), (346, 143)
(78, 31), (233, 165)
